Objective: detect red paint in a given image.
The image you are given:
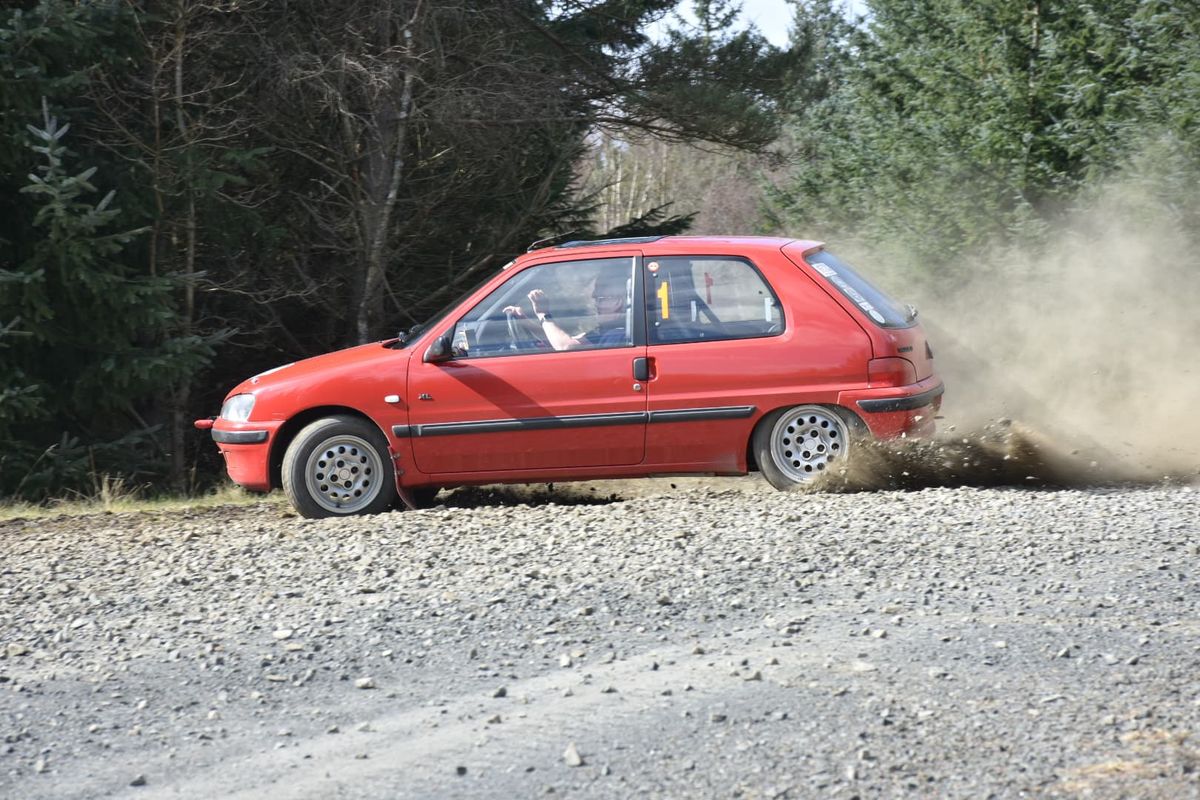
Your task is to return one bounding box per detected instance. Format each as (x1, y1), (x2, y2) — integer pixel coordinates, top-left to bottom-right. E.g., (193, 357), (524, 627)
(200, 236), (945, 494)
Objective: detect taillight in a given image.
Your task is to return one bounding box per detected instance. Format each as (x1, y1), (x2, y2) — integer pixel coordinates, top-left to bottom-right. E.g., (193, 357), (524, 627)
(868, 357), (917, 388)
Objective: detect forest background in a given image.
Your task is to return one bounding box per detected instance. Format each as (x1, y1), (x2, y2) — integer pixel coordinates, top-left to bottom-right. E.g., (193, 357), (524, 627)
(1, 0), (1197, 501)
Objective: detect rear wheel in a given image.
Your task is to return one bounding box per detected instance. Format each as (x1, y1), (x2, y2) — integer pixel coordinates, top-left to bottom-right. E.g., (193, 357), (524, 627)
(753, 405), (853, 490)
(282, 416), (397, 518)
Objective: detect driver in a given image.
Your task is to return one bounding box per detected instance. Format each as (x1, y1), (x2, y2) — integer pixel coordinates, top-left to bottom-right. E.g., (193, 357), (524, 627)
(503, 272), (629, 351)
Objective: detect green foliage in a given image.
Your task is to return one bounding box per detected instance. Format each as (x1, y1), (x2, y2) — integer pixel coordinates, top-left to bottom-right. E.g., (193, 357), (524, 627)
(241, 0), (797, 342)
(634, 1), (798, 150)
(0, 0), (136, 302)
(0, 1), (133, 193)
(2, 0), (1192, 501)
(603, 203), (696, 239)
(0, 318), (43, 432)
(0, 0), (801, 499)
(0, 107), (211, 499)
(773, 0), (1200, 275)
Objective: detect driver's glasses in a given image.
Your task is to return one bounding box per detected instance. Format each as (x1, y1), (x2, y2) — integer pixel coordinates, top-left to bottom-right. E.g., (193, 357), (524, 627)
(593, 294), (624, 306)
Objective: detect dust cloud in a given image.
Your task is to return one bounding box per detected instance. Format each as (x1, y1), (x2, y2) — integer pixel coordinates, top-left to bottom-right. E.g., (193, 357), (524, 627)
(828, 179), (1200, 490)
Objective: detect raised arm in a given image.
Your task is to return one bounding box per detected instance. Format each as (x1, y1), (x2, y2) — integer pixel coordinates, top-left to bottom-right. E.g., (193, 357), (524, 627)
(527, 289), (582, 350)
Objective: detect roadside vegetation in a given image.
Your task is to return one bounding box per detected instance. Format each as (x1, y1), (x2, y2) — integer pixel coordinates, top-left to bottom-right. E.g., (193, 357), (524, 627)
(0, 481), (273, 522)
(2, 0), (1197, 506)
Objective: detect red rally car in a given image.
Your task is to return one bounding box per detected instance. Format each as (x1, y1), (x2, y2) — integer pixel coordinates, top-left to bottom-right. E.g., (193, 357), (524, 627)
(196, 236), (944, 518)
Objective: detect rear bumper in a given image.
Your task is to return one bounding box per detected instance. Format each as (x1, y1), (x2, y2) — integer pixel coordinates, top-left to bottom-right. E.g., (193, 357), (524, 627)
(838, 377), (944, 439)
(199, 419), (284, 492)
(856, 382), (944, 413)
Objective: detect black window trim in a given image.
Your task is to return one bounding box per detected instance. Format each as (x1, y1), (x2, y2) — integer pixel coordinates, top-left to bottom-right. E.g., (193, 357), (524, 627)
(642, 253), (786, 347)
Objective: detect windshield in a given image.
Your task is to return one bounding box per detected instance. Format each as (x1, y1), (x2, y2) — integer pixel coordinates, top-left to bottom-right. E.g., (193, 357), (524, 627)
(804, 251), (913, 328)
(389, 267), (504, 348)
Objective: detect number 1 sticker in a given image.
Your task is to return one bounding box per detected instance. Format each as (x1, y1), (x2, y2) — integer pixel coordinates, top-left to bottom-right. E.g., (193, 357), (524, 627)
(656, 280), (670, 319)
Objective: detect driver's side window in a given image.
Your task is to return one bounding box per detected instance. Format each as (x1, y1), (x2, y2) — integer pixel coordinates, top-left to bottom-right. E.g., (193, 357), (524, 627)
(451, 257), (635, 358)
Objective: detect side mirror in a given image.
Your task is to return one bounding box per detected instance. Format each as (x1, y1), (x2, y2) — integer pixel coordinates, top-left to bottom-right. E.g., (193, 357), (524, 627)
(423, 335), (452, 364)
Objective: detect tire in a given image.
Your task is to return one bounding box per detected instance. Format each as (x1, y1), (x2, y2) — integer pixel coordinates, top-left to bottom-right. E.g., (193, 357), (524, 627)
(282, 416), (397, 518)
(752, 405), (854, 490)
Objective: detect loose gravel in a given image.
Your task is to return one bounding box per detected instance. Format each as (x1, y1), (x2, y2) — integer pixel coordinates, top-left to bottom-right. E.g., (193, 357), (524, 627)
(2, 480), (1198, 799)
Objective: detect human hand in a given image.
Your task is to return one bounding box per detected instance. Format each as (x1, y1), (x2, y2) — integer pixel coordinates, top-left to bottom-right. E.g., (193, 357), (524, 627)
(527, 289), (549, 316)
(502, 305), (525, 318)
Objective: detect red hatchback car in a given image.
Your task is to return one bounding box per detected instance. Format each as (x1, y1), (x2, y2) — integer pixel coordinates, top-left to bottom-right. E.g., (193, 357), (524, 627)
(197, 236), (943, 518)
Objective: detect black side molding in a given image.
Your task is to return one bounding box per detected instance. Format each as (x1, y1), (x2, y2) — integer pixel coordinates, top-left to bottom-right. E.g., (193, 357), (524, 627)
(857, 383), (945, 413)
(212, 429), (269, 444)
(647, 406), (755, 423)
(394, 412), (647, 438)
(391, 405), (757, 438)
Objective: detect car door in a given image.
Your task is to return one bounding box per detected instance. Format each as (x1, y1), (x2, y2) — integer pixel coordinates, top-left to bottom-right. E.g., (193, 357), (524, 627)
(406, 254), (648, 475)
(640, 252), (867, 470)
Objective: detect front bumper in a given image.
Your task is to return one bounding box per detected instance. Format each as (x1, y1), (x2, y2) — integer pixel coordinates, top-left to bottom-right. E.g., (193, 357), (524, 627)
(195, 418), (284, 492)
(211, 428), (269, 444)
(838, 376), (944, 439)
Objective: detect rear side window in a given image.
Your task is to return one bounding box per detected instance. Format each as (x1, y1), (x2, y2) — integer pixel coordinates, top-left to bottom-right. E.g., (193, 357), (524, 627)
(646, 257), (782, 344)
(805, 251), (912, 328)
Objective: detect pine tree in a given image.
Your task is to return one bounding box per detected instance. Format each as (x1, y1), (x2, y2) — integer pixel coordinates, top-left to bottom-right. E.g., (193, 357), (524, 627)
(0, 104), (212, 498)
(772, 0), (1200, 277)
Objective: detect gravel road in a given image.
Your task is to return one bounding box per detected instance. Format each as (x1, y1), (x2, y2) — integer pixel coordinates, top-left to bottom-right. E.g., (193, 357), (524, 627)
(2, 479), (1198, 799)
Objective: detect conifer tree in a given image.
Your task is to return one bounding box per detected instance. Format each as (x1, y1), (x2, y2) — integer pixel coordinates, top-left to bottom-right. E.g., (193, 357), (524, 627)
(0, 105), (211, 498)
(774, 0), (1200, 275)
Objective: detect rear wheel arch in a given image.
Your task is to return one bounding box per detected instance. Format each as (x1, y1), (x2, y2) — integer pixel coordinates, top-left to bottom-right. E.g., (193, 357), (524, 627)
(828, 403), (869, 436)
(748, 403), (868, 484)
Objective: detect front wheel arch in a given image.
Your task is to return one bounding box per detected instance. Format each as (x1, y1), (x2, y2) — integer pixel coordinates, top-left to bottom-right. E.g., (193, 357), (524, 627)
(281, 414), (398, 518)
(269, 406), (389, 491)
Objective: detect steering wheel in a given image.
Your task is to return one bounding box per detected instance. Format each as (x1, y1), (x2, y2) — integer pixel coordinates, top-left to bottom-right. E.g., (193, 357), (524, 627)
(505, 309), (547, 351)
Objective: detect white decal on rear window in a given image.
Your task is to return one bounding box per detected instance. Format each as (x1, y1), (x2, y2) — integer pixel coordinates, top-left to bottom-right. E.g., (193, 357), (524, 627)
(829, 275), (868, 305)
(807, 251), (910, 328)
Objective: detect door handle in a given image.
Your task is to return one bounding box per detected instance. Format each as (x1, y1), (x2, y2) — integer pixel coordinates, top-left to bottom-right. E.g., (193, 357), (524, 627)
(632, 357), (650, 381)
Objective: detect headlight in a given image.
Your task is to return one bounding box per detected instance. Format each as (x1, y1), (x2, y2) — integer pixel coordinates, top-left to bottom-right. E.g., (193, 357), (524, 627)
(220, 394), (256, 422)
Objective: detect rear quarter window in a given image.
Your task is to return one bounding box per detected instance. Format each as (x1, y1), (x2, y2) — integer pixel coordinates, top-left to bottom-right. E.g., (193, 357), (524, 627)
(805, 251), (913, 329)
(646, 256), (782, 344)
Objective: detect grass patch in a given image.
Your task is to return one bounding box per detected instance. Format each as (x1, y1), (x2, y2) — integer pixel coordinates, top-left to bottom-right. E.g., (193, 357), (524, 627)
(0, 482), (280, 522)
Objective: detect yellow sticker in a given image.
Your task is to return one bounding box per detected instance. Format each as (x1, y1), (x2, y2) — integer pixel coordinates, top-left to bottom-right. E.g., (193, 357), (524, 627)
(657, 280), (670, 319)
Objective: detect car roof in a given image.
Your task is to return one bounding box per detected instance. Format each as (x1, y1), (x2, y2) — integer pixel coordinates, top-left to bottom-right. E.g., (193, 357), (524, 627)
(521, 235), (823, 264)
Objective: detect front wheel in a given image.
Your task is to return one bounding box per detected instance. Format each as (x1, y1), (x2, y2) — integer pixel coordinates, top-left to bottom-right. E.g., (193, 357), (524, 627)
(282, 416), (397, 518)
(753, 405), (854, 490)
